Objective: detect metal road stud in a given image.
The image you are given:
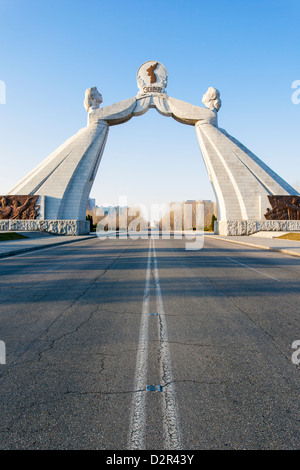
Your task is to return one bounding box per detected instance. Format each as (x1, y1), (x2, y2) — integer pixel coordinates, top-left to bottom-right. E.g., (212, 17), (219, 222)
(146, 385), (163, 392)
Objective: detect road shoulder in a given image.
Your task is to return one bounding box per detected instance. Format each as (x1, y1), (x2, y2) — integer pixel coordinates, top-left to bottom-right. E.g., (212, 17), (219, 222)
(205, 233), (300, 258)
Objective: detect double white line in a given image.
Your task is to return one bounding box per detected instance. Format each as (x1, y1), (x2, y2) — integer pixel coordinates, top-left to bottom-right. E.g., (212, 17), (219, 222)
(128, 238), (182, 450)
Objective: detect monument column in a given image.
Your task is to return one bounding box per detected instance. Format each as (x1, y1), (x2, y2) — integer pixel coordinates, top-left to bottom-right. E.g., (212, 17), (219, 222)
(7, 87), (109, 234)
(195, 118), (299, 235)
(195, 120), (248, 222)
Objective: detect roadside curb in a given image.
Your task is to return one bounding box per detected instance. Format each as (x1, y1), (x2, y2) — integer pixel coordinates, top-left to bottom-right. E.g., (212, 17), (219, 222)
(211, 236), (300, 258)
(0, 235), (97, 259)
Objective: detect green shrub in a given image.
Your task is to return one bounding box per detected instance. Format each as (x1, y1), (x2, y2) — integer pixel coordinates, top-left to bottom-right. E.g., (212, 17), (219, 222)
(209, 214), (217, 231)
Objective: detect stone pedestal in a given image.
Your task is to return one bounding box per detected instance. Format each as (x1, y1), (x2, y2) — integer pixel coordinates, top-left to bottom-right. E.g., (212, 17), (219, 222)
(0, 220), (90, 236)
(215, 220), (300, 236)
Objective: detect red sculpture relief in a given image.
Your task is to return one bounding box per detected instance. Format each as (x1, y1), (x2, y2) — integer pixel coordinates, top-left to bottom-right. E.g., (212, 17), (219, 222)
(0, 196), (40, 220)
(264, 195), (300, 220)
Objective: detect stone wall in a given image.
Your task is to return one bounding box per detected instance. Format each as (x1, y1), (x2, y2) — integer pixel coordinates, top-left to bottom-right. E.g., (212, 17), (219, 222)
(215, 220), (300, 236)
(0, 220), (90, 236)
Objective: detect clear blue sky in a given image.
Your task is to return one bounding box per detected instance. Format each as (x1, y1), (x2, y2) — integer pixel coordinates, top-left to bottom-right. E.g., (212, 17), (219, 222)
(0, 0), (299, 210)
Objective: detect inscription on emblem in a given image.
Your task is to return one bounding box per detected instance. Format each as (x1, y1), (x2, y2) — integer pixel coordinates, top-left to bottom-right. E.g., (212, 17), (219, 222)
(142, 86), (162, 94)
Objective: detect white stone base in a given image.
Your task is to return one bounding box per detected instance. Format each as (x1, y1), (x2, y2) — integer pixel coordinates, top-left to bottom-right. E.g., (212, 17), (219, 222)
(0, 220), (90, 236)
(214, 220), (300, 236)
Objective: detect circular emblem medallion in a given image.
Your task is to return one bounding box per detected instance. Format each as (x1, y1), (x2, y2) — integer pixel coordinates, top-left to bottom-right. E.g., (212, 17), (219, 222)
(137, 61), (168, 95)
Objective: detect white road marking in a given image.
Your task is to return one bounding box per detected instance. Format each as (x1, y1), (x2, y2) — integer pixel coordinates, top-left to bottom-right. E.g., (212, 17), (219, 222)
(226, 257), (281, 282)
(128, 238), (152, 450)
(152, 240), (183, 450)
(128, 239), (182, 449)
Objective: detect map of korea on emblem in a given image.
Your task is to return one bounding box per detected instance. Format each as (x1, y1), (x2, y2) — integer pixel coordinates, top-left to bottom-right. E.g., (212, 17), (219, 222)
(137, 61), (168, 95)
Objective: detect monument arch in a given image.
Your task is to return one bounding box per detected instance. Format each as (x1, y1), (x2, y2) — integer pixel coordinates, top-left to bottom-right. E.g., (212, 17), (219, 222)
(3, 60), (300, 235)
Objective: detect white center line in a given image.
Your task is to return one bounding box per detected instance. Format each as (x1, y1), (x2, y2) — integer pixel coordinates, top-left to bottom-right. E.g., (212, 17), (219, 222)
(128, 239), (183, 450)
(152, 239), (182, 450)
(128, 238), (152, 450)
(226, 257), (281, 282)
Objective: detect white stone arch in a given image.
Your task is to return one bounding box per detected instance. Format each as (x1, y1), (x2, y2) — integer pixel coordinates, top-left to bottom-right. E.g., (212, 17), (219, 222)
(8, 61), (299, 235)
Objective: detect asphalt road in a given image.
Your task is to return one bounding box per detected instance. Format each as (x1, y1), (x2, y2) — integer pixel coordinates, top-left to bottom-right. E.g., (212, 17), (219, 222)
(0, 234), (299, 450)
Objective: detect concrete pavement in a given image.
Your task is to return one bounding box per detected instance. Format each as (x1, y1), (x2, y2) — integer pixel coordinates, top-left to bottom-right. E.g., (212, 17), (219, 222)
(0, 233), (96, 258)
(0, 235), (299, 449)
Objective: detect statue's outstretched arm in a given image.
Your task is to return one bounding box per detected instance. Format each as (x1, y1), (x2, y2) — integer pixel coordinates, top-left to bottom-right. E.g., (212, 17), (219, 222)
(88, 97), (137, 126)
(167, 96), (217, 126)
